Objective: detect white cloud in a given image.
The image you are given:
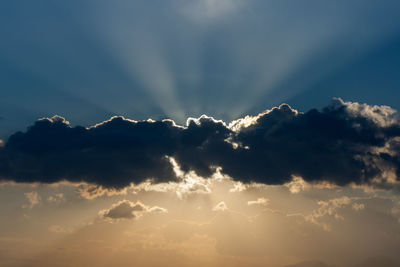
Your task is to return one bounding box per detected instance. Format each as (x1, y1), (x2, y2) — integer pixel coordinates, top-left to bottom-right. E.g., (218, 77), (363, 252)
(212, 201), (228, 212)
(229, 182), (248, 193)
(334, 98), (399, 127)
(149, 206), (168, 214)
(247, 197), (269, 206)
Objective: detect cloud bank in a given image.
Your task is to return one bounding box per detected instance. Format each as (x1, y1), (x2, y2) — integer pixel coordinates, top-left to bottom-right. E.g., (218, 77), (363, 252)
(0, 99), (400, 189)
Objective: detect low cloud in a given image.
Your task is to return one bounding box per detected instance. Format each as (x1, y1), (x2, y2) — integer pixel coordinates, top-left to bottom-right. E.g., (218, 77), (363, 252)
(99, 200), (167, 221)
(247, 197), (269, 206)
(1, 99), (400, 189)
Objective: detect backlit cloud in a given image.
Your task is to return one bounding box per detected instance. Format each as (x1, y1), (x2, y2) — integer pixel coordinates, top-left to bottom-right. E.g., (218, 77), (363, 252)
(0, 99), (400, 190)
(99, 200), (168, 221)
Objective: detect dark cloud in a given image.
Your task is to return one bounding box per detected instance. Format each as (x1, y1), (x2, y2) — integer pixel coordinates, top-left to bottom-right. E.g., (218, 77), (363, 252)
(214, 100), (400, 185)
(99, 200), (145, 220)
(0, 116), (180, 188)
(0, 99), (400, 188)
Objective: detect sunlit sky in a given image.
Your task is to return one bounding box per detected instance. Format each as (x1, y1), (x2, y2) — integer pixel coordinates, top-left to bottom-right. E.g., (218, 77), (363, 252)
(1, 1), (400, 267)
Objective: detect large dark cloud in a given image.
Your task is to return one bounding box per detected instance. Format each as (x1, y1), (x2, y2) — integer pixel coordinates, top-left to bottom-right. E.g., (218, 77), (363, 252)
(0, 99), (400, 188)
(0, 116), (181, 188)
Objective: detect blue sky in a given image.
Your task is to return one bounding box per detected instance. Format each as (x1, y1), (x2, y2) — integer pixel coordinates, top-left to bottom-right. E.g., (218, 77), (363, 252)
(1, 0), (400, 138)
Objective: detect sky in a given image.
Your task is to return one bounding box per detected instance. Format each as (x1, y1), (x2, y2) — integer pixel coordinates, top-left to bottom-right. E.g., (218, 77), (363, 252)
(1, 1), (400, 267)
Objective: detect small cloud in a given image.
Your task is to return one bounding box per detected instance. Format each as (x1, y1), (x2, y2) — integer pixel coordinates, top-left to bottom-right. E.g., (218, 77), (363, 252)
(285, 176), (308, 194)
(100, 200), (144, 220)
(47, 193), (65, 203)
(22, 191), (40, 209)
(247, 197), (269, 206)
(99, 200), (167, 221)
(78, 184), (127, 200)
(148, 206), (168, 214)
(229, 182), (247, 193)
(352, 202), (365, 211)
(212, 201), (228, 212)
